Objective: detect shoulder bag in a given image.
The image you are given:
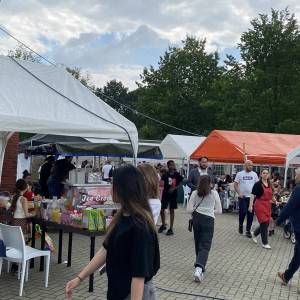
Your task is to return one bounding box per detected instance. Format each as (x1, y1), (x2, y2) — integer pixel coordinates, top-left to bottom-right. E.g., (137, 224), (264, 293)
(188, 196), (204, 232)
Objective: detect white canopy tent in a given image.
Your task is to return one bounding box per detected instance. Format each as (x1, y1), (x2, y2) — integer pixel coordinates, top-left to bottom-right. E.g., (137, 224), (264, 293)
(284, 145), (300, 186)
(0, 55), (138, 182)
(160, 134), (205, 174)
(160, 134), (205, 160)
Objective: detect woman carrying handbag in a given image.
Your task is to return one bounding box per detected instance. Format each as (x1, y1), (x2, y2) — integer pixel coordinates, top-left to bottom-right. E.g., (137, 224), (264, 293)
(187, 175), (222, 283)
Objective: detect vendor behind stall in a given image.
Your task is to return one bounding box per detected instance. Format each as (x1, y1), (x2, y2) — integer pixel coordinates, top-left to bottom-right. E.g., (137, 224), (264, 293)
(48, 156), (75, 199)
(39, 155), (55, 198)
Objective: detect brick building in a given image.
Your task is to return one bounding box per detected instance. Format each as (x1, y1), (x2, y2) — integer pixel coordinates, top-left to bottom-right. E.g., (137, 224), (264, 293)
(0, 133), (19, 193)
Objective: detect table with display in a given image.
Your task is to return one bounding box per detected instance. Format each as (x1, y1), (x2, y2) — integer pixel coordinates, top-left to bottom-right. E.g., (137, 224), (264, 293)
(30, 219), (106, 292)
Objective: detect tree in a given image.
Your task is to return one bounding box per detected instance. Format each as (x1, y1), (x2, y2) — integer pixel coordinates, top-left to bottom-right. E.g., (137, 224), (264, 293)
(136, 36), (223, 138)
(95, 80), (139, 122)
(8, 45), (41, 63)
(65, 67), (94, 89)
(235, 8), (300, 133)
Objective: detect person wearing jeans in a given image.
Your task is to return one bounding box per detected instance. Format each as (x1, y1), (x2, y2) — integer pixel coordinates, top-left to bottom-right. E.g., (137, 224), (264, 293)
(249, 169), (272, 249)
(277, 168), (300, 285)
(187, 175), (222, 283)
(234, 160), (259, 237)
(238, 196), (254, 235)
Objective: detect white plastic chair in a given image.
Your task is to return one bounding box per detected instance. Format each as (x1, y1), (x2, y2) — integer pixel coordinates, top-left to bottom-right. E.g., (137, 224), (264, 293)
(0, 223), (51, 296)
(182, 184), (191, 207)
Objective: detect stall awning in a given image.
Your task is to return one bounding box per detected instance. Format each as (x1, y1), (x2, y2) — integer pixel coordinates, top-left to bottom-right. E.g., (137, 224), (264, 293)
(191, 130), (300, 165)
(24, 134), (163, 159)
(0, 55), (138, 181)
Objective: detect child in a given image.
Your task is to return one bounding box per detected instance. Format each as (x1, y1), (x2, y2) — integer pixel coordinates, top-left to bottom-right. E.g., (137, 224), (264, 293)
(11, 179), (36, 241)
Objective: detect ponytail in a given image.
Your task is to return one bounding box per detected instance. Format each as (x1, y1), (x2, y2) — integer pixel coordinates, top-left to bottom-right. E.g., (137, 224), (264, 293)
(11, 179), (28, 212)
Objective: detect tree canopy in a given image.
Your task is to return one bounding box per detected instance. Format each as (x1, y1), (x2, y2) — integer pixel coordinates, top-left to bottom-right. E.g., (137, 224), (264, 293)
(8, 8), (300, 140)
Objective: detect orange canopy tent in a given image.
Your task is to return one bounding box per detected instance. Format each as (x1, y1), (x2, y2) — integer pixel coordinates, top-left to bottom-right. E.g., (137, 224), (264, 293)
(191, 130), (300, 166)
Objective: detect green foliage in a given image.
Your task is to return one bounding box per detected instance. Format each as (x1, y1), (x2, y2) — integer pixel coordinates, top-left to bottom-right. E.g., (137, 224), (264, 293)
(8, 45), (41, 63)
(133, 8), (300, 138)
(136, 36), (223, 138)
(235, 8), (300, 133)
(95, 80), (139, 123)
(65, 67), (94, 89)
(8, 9), (300, 140)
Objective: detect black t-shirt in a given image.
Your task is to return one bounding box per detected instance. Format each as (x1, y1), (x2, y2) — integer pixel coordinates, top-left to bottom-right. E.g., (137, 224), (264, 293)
(252, 181), (270, 198)
(161, 171), (183, 201)
(218, 179), (226, 191)
(39, 162), (53, 185)
(51, 159), (75, 182)
(103, 216), (160, 300)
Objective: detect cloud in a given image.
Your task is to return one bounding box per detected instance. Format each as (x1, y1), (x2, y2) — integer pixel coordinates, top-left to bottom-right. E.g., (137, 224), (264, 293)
(91, 64), (143, 91)
(0, 0), (300, 89)
(51, 25), (170, 68)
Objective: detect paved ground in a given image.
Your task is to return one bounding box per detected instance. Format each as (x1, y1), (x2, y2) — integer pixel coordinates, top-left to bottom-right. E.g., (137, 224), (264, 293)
(0, 208), (299, 299)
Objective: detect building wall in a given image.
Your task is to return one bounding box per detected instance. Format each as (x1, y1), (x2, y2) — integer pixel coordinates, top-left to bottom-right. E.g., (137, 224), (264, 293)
(0, 133), (19, 193)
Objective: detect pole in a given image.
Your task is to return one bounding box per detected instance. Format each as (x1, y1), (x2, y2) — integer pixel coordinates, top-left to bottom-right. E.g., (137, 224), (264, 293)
(187, 158), (190, 177)
(284, 160), (289, 188)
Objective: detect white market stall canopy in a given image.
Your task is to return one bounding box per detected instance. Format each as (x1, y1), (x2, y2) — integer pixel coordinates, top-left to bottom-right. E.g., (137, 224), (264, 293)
(160, 134), (205, 161)
(0, 55), (138, 181)
(20, 134), (162, 159)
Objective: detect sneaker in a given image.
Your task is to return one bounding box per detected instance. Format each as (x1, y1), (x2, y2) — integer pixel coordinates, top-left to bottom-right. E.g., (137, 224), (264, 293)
(158, 225), (167, 233)
(245, 231), (252, 238)
(262, 244), (272, 250)
(166, 228), (174, 236)
(239, 226), (243, 234)
(277, 272), (288, 285)
(251, 232), (258, 244)
(194, 267), (204, 283)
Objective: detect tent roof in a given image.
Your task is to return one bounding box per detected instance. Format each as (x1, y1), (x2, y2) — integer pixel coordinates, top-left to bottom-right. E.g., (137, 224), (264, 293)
(160, 134), (205, 160)
(19, 134), (86, 151)
(191, 130), (300, 165)
(0, 55), (138, 154)
(21, 134), (162, 159)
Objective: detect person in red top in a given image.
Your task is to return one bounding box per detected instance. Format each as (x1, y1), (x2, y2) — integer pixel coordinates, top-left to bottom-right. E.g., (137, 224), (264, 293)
(23, 181), (34, 202)
(249, 169), (273, 249)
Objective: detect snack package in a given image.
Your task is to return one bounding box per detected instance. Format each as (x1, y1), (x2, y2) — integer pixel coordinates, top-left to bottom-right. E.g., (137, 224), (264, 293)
(70, 210), (82, 228)
(51, 208), (61, 223)
(35, 224), (55, 252)
(82, 208), (92, 229)
(96, 208), (105, 231)
(61, 212), (72, 225)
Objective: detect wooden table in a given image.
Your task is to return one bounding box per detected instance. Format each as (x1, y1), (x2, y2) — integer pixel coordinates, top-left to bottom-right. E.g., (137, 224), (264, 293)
(31, 219), (105, 292)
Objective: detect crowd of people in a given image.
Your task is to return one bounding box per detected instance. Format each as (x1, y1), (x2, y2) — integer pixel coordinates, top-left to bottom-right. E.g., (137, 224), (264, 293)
(6, 155), (300, 299)
(64, 158), (299, 299)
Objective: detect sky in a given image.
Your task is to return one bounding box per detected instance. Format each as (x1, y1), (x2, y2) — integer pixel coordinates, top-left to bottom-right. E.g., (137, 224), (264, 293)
(0, 0), (299, 90)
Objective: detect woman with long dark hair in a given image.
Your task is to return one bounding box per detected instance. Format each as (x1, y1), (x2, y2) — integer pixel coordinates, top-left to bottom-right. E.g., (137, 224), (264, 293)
(249, 169), (273, 249)
(137, 163), (161, 224)
(187, 175), (222, 282)
(11, 179), (36, 239)
(66, 165), (160, 300)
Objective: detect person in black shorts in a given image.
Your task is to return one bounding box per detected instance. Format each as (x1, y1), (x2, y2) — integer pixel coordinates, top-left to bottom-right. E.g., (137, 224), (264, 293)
(158, 160), (183, 236)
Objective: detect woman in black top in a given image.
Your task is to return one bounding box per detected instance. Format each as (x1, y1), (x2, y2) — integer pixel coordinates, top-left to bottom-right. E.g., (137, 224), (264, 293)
(65, 165), (160, 300)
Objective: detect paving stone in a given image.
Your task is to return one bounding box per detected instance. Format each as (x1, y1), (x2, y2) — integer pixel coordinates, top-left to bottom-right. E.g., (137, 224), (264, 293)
(1, 209), (299, 299)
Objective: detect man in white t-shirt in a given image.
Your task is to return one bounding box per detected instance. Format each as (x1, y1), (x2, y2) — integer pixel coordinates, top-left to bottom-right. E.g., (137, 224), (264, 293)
(234, 160), (259, 237)
(102, 161), (112, 182)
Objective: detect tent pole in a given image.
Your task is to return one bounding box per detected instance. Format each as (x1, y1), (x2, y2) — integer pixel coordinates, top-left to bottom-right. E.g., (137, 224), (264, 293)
(187, 158), (190, 178)
(283, 160), (289, 188)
